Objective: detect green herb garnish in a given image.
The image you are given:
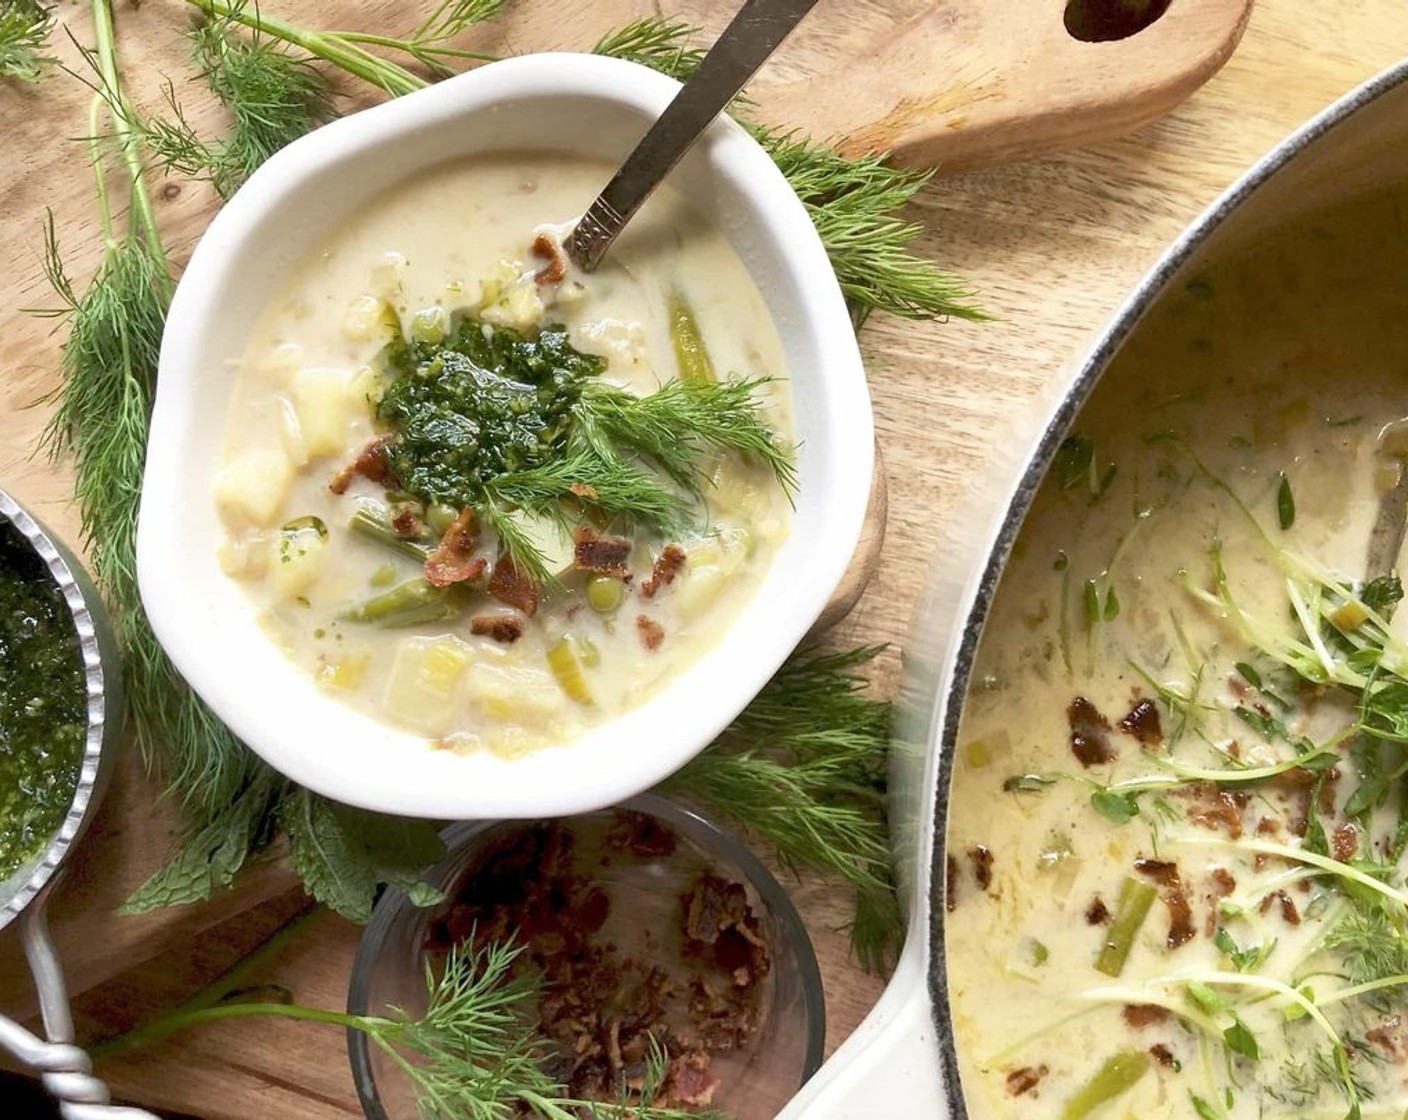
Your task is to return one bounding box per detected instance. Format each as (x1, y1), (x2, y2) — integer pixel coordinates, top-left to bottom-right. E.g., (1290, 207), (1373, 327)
(373, 312), (793, 585)
(0, 0), (54, 82)
(96, 937), (716, 1120)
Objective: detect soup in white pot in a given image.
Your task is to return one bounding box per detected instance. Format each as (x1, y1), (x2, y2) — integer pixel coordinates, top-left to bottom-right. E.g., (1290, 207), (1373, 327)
(947, 187), (1408, 1119)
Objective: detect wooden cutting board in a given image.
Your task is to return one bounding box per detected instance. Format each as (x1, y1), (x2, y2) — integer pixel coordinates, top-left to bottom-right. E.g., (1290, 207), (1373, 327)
(485, 0), (1254, 169)
(0, 0), (1262, 1111)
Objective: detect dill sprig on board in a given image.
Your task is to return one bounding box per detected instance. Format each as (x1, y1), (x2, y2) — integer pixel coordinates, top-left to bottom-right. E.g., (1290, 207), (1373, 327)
(186, 0), (500, 96)
(667, 645), (902, 971)
(41, 0), (445, 922)
(754, 127), (984, 323)
(96, 939), (718, 1120)
(590, 16), (707, 80)
(141, 11), (336, 199)
(591, 16), (982, 324)
(0, 0), (54, 82)
(181, 2), (981, 323)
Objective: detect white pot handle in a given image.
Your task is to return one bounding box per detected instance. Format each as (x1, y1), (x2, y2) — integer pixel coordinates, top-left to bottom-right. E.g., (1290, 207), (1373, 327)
(777, 937), (958, 1119)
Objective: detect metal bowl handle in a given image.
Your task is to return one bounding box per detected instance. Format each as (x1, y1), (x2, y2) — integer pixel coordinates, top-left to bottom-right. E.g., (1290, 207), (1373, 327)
(0, 885), (159, 1120)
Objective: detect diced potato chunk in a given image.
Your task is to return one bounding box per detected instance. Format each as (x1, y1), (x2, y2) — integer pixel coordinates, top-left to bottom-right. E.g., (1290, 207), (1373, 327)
(291, 367), (357, 459)
(270, 522), (329, 600)
(343, 295), (396, 342)
(383, 636), (475, 737)
(480, 261), (545, 332)
(463, 660), (564, 726)
(674, 529), (750, 619)
(317, 653), (369, 691)
(215, 448), (294, 528)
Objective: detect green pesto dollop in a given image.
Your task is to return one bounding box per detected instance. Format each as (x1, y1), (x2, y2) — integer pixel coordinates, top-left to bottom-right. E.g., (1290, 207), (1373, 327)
(0, 518), (86, 882)
(374, 316), (604, 509)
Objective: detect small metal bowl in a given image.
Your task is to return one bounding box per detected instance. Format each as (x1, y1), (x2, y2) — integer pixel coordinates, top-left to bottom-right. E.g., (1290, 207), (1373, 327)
(0, 488), (157, 1119)
(0, 489), (123, 930)
(347, 792), (826, 1119)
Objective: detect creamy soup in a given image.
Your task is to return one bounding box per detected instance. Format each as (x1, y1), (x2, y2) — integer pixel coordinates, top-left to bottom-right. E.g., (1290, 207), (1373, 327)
(214, 153), (793, 756)
(948, 187), (1408, 1119)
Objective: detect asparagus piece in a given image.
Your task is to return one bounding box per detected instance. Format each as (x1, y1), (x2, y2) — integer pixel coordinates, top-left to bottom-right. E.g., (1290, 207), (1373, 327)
(1095, 877), (1157, 977)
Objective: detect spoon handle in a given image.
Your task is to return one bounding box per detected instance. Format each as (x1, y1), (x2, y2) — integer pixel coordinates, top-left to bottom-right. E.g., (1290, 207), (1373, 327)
(566, 0), (822, 272)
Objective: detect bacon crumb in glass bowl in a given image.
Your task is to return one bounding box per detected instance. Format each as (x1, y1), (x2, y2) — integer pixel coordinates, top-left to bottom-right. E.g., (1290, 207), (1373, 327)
(347, 793), (824, 1120)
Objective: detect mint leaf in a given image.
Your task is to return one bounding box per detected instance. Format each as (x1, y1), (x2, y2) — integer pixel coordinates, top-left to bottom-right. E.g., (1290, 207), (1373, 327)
(281, 789), (445, 923)
(1223, 1017), (1259, 1060)
(121, 771), (286, 914)
(1091, 788), (1139, 825)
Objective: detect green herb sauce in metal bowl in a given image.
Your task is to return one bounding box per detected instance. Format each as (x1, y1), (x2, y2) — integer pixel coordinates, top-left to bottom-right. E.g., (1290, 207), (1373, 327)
(0, 517), (86, 882)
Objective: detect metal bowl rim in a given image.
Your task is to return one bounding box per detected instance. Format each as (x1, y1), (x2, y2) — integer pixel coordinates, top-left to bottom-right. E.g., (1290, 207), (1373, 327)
(0, 489), (111, 930)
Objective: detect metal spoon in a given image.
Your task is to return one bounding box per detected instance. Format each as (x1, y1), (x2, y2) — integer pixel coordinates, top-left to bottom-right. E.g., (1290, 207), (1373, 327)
(1366, 417), (1408, 578)
(565, 0), (823, 273)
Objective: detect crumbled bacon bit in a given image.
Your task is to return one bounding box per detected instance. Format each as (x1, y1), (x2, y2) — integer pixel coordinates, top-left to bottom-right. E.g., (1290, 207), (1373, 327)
(1118, 697), (1162, 746)
(1332, 822), (1360, 862)
(424, 508), (483, 588)
(946, 855), (959, 912)
(488, 553), (539, 615)
(640, 544), (687, 600)
(425, 815), (764, 1112)
(669, 1053), (720, 1107)
(1183, 783), (1249, 839)
(1149, 1043), (1177, 1068)
(572, 526), (632, 576)
(636, 615), (665, 651)
(531, 232), (568, 285)
(1367, 1016), (1405, 1059)
(569, 481), (599, 500)
(1086, 895), (1110, 925)
(470, 614), (524, 643)
(1068, 696), (1116, 766)
(391, 505), (423, 538)
(1205, 867), (1237, 936)
(1005, 1065), (1048, 1097)
(969, 846), (994, 892)
(1260, 889), (1301, 926)
(1134, 858), (1195, 949)
(328, 434), (395, 494)
(1122, 1004), (1171, 1028)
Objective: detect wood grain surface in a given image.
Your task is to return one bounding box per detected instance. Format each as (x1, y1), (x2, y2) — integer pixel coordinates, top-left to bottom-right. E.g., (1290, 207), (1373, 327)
(3, 1), (1408, 1117)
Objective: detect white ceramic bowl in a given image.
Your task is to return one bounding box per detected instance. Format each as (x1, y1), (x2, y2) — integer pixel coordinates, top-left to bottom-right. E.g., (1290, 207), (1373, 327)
(138, 53), (873, 820)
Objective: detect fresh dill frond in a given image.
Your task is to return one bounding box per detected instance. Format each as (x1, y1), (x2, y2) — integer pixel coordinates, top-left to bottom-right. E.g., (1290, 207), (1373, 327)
(1323, 907), (1408, 987)
(577, 377), (797, 498)
(94, 938), (718, 1120)
(591, 16), (706, 81)
(393, 0), (506, 75)
(0, 0), (54, 82)
(41, 2), (280, 862)
(486, 450), (692, 537)
(667, 645), (900, 971)
(142, 10), (336, 198)
(186, 0), (499, 96)
(754, 128), (985, 323)
(589, 15), (980, 324)
(182, 4), (981, 324)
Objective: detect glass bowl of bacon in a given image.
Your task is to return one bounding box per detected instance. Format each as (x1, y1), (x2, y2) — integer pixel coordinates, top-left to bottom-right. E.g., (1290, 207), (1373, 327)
(347, 792), (825, 1119)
